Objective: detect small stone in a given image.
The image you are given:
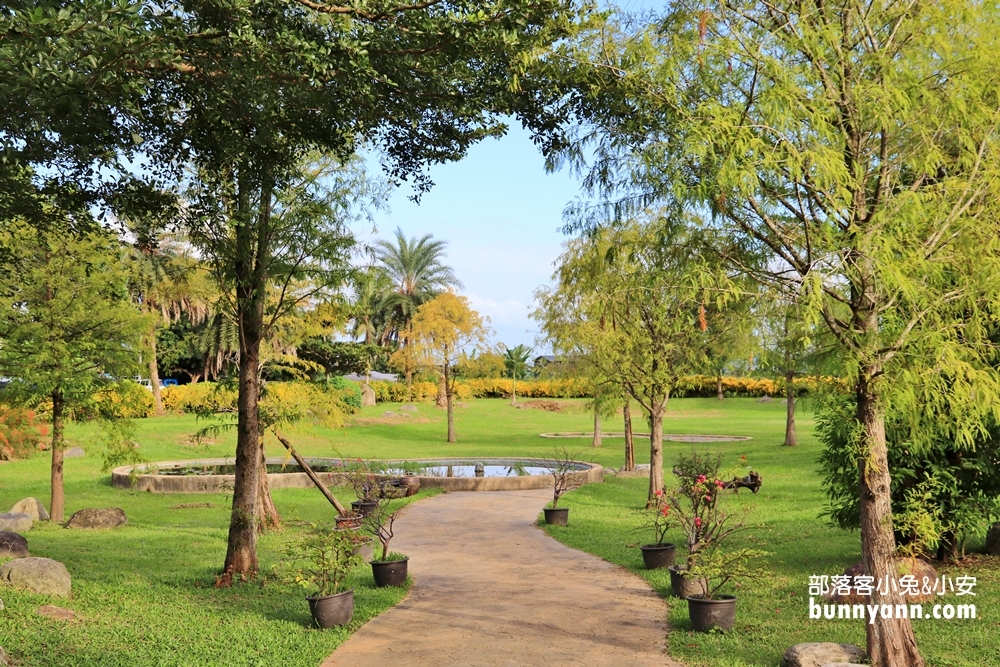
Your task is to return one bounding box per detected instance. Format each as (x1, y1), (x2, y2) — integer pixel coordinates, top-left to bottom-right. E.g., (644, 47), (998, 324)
(0, 646), (8, 666)
(0, 514), (32, 534)
(10, 498), (49, 522)
(757, 395), (773, 403)
(0, 557), (72, 598)
(37, 604), (80, 621)
(64, 447), (85, 458)
(0, 532), (29, 559)
(381, 411), (398, 418)
(0, 597), (4, 610)
(65, 507), (127, 529)
(821, 664), (868, 667)
(986, 522), (1000, 556)
(399, 405), (418, 412)
(783, 643), (865, 667)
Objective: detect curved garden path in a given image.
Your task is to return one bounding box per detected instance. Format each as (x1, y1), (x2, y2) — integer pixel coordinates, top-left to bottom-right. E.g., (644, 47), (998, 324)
(323, 488), (678, 667)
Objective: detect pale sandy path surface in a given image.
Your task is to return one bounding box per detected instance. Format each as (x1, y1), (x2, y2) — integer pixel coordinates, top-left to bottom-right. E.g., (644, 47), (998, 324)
(323, 488), (679, 667)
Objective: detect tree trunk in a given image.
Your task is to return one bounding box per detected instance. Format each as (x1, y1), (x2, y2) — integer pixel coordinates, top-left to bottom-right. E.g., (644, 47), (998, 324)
(784, 370), (797, 446)
(511, 376), (517, 406)
(623, 400), (635, 471)
(147, 319), (164, 416)
(220, 170), (268, 585)
(256, 439), (280, 532)
(647, 399), (665, 506)
(49, 388), (65, 523)
(857, 374), (924, 667)
(445, 360), (456, 443)
(592, 402), (602, 447)
(716, 374), (724, 400)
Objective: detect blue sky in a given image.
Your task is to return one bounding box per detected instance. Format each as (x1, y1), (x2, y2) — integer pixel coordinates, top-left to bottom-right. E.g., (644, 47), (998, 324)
(358, 123), (586, 354)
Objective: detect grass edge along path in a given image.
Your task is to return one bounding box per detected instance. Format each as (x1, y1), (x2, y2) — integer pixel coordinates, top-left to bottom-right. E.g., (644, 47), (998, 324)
(542, 467), (999, 667)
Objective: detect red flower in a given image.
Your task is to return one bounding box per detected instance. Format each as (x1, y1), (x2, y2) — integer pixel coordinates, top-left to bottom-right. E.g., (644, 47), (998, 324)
(660, 506), (669, 516)
(654, 489), (663, 497)
(694, 517), (702, 528)
(696, 474), (707, 484)
(714, 479), (724, 488)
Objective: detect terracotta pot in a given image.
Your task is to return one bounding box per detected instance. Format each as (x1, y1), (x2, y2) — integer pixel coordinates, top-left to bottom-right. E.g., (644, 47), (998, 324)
(686, 594), (736, 632)
(307, 589), (354, 628)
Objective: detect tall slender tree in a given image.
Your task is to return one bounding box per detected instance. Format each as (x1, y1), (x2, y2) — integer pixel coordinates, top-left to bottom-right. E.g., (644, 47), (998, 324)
(555, 3), (1000, 662)
(0, 220), (147, 522)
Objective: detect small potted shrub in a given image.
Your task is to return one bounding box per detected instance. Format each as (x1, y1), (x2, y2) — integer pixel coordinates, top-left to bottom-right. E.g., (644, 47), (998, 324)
(363, 493), (408, 587)
(665, 452), (762, 600)
(638, 490), (675, 569)
(685, 545), (768, 632)
(281, 523), (362, 628)
(543, 446), (583, 526)
(344, 458), (379, 516)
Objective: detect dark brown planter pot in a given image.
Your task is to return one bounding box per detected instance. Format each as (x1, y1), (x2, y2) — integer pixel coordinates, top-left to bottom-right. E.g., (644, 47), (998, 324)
(639, 543), (676, 569)
(351, 500), (378, 517)
(686, 594), (737, 632)
(543, 507), (569, 526)
(307, 589), (354, 628)
(668, 565), (708, 599)
(371, 557), (408, 587)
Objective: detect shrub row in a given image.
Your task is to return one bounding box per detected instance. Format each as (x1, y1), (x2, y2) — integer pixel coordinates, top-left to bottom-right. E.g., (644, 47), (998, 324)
(368, 375), (842, 402)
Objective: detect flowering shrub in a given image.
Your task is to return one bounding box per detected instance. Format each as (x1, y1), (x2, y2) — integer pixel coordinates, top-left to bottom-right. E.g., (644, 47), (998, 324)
(647, 490), (673, 546)
(0, 406), (46, 460)
(665, 451), (768, 598)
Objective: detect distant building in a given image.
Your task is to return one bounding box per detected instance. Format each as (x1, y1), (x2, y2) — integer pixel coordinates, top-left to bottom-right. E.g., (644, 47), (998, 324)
(533, 355), (559, 367)
(344, 371), (398, 382)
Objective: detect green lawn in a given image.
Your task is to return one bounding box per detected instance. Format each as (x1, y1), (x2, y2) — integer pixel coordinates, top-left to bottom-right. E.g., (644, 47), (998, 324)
(1, 397), (997, 666)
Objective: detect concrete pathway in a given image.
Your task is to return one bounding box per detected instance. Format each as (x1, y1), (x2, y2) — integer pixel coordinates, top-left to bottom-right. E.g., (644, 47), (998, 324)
(323, 489), (678, 667)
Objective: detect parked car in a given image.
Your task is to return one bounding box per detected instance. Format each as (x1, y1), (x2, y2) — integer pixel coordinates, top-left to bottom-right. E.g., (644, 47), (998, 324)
(163, 379), (179, 387)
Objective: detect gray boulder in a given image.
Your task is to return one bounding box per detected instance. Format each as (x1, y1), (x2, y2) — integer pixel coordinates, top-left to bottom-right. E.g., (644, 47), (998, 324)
(399, 405), (419, 413)
(757, 395), (773, 403)
(65, 507), (127, 529)
(0, 645), (7, 666)
(65, 447), (85, 458)
(821, 664), (868, 667)
(0, 557), (71, 597)
(783, 644), (865, 667)
(0, 514), (31, 534)
(0, 532), (29, 559)
(381, 411), (398, 418)
(10, 497), (49, 522)
(986, 522), (1000, 556)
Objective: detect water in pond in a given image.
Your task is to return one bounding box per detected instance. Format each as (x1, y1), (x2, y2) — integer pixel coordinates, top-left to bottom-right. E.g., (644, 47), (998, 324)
(154, 459), (585, 478)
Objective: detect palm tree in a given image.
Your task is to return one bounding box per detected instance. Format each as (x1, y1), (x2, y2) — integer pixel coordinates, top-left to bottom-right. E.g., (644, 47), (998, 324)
(374, 228), (462, 396)
(127, 234), (213, 413)
(348, 266), (395, 346)
(502, 344), (533, 405)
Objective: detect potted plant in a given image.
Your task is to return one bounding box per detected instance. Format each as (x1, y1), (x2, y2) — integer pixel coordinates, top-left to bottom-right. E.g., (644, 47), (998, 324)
(543, 446), (583, 526)
(343, 458), (379, 516)
(281, 523), (362, 628)
(638, 490), (675, 569)
(363, 493), (408, 587)
(664, 452), (762, 600)
(684, 545), (768, 632)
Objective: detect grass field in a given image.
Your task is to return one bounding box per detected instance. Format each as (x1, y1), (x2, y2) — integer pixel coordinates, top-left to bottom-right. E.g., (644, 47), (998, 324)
(1, 396), (997, 666)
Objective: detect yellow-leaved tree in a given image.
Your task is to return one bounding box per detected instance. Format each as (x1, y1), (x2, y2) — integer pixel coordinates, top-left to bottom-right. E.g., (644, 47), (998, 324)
(410, 292), (490, 442)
